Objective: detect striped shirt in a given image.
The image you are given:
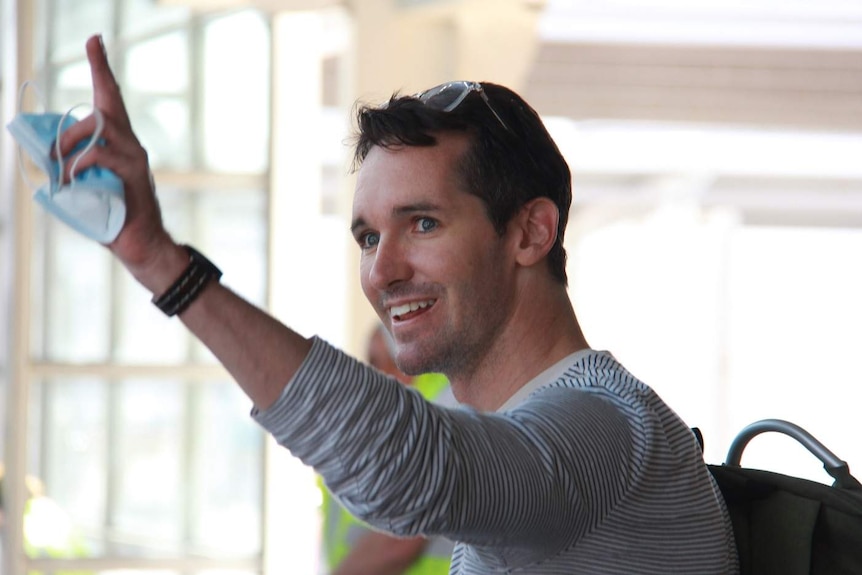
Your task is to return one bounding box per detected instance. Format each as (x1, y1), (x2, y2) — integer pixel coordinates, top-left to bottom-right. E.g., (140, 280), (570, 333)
(254, 337), (739, 574)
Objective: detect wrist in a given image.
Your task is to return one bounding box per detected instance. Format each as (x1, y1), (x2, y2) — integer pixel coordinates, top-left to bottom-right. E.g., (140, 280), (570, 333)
(126, 239), (191, 296)
(152, 245), (222, 317)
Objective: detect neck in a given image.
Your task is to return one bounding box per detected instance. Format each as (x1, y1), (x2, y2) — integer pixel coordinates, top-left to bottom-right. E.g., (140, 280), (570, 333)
(448, 285), (589, 411)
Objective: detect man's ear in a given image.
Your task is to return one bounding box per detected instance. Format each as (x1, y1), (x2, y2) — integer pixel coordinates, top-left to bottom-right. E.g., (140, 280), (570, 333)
(512, 197), (559, 268)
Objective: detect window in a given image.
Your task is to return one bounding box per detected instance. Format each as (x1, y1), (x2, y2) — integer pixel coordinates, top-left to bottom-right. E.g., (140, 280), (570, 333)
(8, 1), (273, 573)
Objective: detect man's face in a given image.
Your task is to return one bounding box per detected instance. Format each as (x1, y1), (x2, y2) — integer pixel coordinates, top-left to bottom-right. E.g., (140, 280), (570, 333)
(351, 133), (517, 379)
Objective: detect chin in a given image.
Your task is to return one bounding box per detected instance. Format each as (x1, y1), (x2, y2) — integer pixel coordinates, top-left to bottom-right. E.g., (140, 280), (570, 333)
(394, 357), (430, 377)
(393, 346), (438, 377)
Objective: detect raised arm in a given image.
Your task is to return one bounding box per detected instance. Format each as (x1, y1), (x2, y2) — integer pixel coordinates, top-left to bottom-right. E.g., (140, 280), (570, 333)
(58, 34), (310, 410)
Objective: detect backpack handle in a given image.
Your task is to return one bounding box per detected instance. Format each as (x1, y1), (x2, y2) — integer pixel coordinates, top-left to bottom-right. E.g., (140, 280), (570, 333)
(725, 418), (862, 491)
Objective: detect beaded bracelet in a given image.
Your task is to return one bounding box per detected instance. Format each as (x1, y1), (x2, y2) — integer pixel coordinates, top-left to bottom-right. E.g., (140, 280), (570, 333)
(152, 245), (222, 317)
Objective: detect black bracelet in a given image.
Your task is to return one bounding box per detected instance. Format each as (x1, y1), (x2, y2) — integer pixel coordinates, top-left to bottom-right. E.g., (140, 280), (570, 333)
(152, 245), (222, 317)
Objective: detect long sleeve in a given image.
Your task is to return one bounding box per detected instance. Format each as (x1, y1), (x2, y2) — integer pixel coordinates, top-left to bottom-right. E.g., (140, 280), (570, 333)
(254, 338), (633, 565)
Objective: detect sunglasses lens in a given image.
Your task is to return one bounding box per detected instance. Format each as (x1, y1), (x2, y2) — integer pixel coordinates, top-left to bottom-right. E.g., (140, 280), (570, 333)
(419, 82), (472, 112)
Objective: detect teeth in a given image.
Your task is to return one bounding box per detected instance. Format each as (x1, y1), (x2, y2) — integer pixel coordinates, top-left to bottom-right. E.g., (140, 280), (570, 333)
(390, 300), (434, 319)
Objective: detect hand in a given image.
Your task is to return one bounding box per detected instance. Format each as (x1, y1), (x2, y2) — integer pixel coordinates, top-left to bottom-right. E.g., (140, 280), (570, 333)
(57, 35), (186, 293)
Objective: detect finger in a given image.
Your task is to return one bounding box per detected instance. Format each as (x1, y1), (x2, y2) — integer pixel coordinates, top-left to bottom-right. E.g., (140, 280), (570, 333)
(56, 118), (144, 186)
(59, 138), (148, 185)
(86, 35), (131, 128)
(54, 115), (98, 159)
(55, 113), (140, 163)
(57, 111), (140, 149)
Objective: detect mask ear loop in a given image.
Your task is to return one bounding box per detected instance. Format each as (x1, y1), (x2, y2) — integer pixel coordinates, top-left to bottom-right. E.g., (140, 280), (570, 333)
(15, 81), (47, 192)
(53, 105), (105, 197)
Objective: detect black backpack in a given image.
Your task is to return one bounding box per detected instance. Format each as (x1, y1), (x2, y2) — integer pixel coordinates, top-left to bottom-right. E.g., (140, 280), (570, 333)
(698, 420), (862, 575)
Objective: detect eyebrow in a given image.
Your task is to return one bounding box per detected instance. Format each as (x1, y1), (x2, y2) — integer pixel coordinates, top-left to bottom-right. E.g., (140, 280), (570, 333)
(350, 202), (442, 235)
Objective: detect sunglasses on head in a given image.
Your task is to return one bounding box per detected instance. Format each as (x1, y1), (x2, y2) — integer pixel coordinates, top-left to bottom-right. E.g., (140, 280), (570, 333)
(415, 81), (509, 131)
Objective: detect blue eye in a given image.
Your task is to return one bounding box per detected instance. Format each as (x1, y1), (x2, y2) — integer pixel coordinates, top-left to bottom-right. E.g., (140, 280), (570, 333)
(359, 232), (379, 250)
(416, 217), (438, 233)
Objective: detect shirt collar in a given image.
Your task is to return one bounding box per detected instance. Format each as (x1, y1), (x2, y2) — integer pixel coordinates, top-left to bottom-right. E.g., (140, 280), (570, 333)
(496, 348), (595, 412)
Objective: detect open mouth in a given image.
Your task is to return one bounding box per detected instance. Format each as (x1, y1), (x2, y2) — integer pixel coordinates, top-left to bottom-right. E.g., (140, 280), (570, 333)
(389, 299), (436, 321)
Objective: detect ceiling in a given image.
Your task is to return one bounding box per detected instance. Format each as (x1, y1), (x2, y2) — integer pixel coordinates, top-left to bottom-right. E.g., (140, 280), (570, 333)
(524, 0), (862, 131)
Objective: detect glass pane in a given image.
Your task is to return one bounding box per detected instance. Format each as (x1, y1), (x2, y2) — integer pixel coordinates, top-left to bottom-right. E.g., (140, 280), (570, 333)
(123, 31), (192, 170)
(54, 60), (99, 111)
(28, 378), (107, 558)
(121, 0), (190, 37)
(128, 95), (193, 170)
(50, 0), (114, 62)
(39, 222), (114, 363)
(109, 378), (185, 554)
(29, 377), (263, 559)
(113, 268), (191, 365)
(125, 33), (189, 94)
(32, 0), (49, 71)
(190, 383), (263, 555)
(113, 187), (267, 365)
(202, 11), (270, 173)
(196, 191), (268, 308)
(29, 207), (49, 360)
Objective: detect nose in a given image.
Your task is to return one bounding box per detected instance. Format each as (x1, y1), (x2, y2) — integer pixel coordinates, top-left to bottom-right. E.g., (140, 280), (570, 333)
(366, 235), (413, 291)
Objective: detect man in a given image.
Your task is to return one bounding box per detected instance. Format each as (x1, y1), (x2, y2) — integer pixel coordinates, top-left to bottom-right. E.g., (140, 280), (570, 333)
(321, 324), (454, 575)
(56, 35), (738, 573)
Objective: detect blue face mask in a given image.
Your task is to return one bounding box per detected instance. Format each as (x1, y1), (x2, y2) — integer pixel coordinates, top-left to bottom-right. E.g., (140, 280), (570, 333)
(5, 82), (126, 244)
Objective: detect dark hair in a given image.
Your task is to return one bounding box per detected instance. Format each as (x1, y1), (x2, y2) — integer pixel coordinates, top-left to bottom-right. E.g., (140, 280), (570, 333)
(352, 82), (572, 285)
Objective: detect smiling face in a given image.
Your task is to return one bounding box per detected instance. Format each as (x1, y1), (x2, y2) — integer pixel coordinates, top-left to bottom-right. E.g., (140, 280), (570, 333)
(351, 133), (518, 380)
